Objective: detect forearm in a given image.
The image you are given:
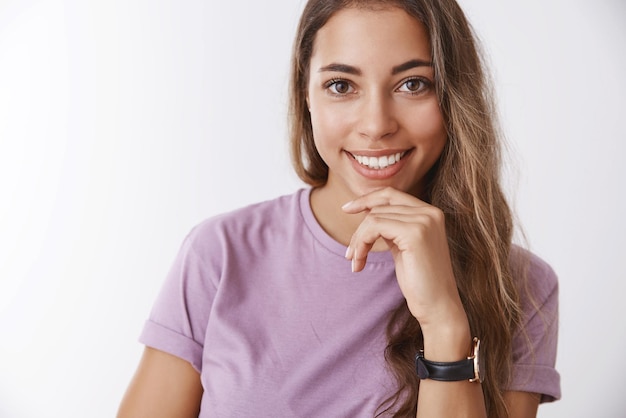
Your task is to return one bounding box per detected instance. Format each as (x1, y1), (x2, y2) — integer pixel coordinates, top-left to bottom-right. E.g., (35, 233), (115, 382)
(415, 316), (487, 418)
(416, 378), (486, 417)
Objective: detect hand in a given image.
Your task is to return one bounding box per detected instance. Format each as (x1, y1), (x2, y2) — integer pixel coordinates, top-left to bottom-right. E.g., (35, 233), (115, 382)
(342, 187), (467, 332)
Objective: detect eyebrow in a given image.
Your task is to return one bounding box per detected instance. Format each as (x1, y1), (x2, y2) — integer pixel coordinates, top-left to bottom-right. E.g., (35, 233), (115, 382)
(317, 59), (432, 76)
(391, 59), (432, 75)
(318, 63), (361, 75)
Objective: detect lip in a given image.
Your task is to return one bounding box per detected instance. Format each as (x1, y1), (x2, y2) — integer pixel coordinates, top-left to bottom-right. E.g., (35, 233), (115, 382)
(346, 148), (410, 158)
(344, 148), (413, 180)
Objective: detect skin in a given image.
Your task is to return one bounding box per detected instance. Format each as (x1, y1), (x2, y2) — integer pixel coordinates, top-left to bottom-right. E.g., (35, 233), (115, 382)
(117, 6), (541, 418)
(117, 347), (202, 418)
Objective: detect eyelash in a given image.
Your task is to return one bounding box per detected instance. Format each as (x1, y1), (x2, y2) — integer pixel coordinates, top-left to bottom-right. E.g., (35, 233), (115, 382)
(323, 77), (433, 96)
(397, 77), (432, 95)
(324, 78), (353, 95)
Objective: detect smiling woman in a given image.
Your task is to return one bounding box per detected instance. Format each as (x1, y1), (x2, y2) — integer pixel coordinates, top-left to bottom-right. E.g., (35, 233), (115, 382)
(307, 7), (448, 245)
(117, 1), (560, 417)
(309, 10), (445, 189)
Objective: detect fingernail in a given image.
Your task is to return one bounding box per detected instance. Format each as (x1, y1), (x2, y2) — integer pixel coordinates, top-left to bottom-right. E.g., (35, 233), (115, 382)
(341, 200), (354, 210)
(351, 257), (356, 273)
(344, 246), (350, 259)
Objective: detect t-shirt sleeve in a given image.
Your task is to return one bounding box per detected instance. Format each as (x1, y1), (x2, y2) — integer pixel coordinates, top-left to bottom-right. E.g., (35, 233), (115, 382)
(139, 225), (219, 373)
(508, 252), (561, 402)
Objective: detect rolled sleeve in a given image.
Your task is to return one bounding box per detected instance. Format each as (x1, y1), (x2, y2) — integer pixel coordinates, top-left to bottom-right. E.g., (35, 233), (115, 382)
(138, 222), (221, 373)
(140, 319), (204, 373)
(508, 251), (561, 402)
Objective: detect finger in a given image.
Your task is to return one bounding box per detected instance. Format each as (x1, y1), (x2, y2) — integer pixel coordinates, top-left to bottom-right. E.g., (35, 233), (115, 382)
(351, 243), (375, 273)
(346, 219), (380, 272)
(366, 204), (429, 216)
(346, 207), (445, 262)
(341, 187), (428, 213)
(349, 216), (416, 272)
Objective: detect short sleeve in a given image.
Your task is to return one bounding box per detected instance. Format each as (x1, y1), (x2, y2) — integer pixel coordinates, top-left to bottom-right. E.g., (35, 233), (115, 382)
(508, 252), (561, 402)
(139, 226), (219, 373)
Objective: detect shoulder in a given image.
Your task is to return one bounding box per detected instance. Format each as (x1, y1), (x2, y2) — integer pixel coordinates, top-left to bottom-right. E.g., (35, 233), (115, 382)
(183, 188), (308, 255)
(510, 245), (558, 307)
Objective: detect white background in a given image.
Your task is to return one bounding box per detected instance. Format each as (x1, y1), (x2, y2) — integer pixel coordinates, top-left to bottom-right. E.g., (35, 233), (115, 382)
(0, 0), (624, 417)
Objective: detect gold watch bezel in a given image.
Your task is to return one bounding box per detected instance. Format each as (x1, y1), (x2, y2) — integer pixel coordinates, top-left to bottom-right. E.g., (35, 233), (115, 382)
(468, 337), (483, 383)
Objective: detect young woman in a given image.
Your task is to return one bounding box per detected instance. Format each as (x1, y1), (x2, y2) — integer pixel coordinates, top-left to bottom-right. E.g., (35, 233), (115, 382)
(118, 1), (560, 417)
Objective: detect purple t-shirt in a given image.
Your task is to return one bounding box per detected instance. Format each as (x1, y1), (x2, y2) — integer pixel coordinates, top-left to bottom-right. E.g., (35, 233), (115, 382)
(140, 188), (560, 417)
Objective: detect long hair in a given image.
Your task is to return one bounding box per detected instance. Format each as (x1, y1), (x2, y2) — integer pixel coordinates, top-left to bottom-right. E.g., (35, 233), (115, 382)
(289, 1), (523, 416)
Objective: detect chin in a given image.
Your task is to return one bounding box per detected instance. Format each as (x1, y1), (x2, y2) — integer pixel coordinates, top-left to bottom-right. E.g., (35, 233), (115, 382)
(348, 181), (419, 199)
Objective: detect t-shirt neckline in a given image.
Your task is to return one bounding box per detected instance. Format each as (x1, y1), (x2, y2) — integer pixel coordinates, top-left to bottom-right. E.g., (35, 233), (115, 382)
(299, 188), (394, 263)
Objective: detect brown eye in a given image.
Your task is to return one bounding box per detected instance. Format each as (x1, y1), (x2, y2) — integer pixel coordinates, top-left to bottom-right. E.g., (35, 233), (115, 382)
(405, 79), (421, 91)
(326, 79), (353, 95)
(334, 82), (349, 94)
(397, 77), (431, 94)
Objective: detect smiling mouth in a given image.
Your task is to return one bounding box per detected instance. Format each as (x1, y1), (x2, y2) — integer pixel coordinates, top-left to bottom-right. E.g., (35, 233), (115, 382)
(349, 150), (409, 170)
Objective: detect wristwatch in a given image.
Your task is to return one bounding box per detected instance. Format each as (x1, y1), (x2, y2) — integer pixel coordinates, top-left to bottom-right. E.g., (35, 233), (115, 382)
(415, 337), (484, 383)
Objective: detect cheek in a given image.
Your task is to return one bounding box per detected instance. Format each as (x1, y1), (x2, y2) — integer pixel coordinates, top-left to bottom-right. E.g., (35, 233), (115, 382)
(310, 104), (351, 149)
(309, 111), (332, 160)
(409, 103), (447, 147)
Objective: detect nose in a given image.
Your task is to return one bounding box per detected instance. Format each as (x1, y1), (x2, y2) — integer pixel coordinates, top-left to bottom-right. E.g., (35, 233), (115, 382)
(357, 92), (398, 140)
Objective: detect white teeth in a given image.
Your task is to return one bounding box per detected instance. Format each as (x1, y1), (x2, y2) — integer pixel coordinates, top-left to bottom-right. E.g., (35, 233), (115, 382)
(352, 151), (406, 170)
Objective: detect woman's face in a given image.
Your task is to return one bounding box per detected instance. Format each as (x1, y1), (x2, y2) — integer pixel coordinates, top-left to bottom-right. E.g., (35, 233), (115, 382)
(307, 6), (447, 199)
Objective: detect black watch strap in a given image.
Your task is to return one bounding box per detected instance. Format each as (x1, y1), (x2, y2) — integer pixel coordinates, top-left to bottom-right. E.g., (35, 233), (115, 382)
(415, 352), (474, 381)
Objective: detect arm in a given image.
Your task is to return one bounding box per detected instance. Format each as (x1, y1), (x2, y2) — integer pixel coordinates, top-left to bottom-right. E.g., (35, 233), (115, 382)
(413, 314), (486, 417)
(117, 347), (203, 418)
(343, 188), (487, 417)
(344, 189), (547, 417)
(504, 391), (540, 418)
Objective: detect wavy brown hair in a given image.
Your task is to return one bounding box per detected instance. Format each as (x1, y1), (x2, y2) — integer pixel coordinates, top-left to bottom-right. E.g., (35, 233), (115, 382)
(289, 0), (523, 416)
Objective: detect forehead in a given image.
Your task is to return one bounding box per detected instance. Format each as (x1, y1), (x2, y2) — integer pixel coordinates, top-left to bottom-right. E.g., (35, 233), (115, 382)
(311, 6), (431, 66)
